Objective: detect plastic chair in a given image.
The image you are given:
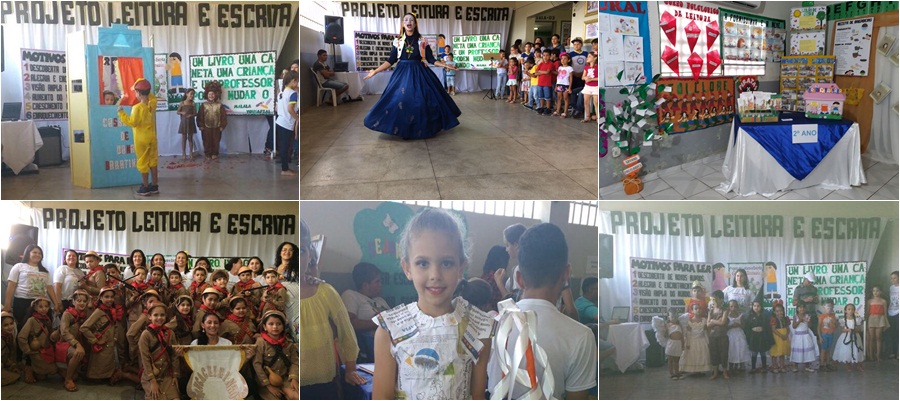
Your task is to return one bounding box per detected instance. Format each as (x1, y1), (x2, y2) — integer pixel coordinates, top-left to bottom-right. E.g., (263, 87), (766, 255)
(311, 68), (337, 107)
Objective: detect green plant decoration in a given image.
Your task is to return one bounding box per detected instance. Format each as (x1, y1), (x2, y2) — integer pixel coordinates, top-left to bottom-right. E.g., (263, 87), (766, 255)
(602, 72), (674, 157)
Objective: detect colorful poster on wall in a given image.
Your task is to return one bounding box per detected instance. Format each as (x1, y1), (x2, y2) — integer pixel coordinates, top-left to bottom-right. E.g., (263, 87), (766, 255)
(827, 1), (900, 20)
(153, 54), (169, 112)
(784, 261), (867, 318)
(21, 49), (67, 120)
(354, 31), (396, 72)
(658, 1), (722, 79)
(727, 262), (765, 296)
(790, 6), (827, 31)
(165, 52), (186, 112)
(790, 31), (827, 56)
(451, 33), (502, 70)
(629, 257), (712, 323)
(719, 9), (786, 75)
(779, 55), (835, 111)
(188, 50), (276, 115)
(596, 2), (652, 86)
(833, 17), (874, 76)
(656, 77), (735, 133)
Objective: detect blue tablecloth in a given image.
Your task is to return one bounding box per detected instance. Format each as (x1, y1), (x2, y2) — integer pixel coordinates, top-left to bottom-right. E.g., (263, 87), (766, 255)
(734, 112), (855, 180)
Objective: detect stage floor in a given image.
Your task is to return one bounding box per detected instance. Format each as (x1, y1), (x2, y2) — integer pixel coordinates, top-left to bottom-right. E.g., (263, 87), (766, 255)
(1, 154), (299, 200)
(299, 93), (599, 200)
(600, 358), (899, 399)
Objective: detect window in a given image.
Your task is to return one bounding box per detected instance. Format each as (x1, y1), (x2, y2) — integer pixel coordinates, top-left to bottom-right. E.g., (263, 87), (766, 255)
(299, 1), (333, 32)
(568, 201), (599, 226)
(400, 201), (538, 219)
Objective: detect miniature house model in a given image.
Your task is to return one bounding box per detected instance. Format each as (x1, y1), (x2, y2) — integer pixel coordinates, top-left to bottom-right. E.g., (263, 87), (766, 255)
(804, 83), (845, 120)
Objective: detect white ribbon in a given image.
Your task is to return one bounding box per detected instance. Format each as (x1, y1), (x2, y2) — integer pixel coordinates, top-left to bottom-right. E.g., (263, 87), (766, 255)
(491, 299), (555, 400)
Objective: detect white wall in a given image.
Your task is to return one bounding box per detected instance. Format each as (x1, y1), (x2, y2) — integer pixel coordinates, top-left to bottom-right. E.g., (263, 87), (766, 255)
(300, 201), (598, 295)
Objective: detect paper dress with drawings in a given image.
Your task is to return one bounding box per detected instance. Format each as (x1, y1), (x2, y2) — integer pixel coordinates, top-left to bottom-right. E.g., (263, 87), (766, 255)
(373, 298), (496, 400)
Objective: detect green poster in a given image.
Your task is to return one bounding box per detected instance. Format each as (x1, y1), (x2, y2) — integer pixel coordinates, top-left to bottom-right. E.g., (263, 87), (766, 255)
(827, 1), (899, 20)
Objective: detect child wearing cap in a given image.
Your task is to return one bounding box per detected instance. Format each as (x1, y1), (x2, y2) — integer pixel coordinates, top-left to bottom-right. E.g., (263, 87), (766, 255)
(148, 266), (168, 299)
(167, 270), (189, 305)
(117, 77), (160, 196)
(222, 296), (257, 345)
(59, 290), (90, 391)
(234, 266), (261, 322)
(81, 287), (137, 384)
(194, 287), (223, 338)
(189, 267), (210, 305)
(259, 268), (287, 316)
(126, 266), (150, 333)
(82, 251), (106, 297)
(253, 310), (298, 399)
(16, 297), (56, 384)
(127, 290), (163, 364)
(167, 295), (196, 346)
(686, 280), (708, 319)
(1, 311), (20, 386)
(210, 270), (232, 315)
(139, 304), (181, 399)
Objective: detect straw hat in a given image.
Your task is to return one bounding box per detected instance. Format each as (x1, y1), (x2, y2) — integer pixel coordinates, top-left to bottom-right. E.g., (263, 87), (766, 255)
(84, 251), (100, 260)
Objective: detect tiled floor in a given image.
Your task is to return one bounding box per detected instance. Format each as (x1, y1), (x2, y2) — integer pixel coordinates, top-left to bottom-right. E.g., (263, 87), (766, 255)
(599, 152), (899, 200)
(300, 93), (599, 199)
(600, 358), (899, 399)
(1, 154), (299, 200)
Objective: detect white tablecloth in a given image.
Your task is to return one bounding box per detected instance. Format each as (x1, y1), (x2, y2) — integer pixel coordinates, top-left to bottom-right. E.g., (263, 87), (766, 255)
(1, 120), (43, 174)
(606, 322), (650, 373)
(718, 121), (867, 196)
(338, 68), (498, 95)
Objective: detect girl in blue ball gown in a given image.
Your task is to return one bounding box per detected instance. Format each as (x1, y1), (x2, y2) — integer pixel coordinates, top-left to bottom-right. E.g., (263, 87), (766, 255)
(363, 13), (461, 139)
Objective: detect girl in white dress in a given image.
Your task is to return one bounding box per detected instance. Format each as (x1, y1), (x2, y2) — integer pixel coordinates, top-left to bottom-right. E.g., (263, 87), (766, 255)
(833, 303), (865, 370)
(665, 310), (685, 380)
(371, 209), (494, 400)
(789, 303), (819, 372)
(726, 300), (751, 373)
(680, 303), (710, 374)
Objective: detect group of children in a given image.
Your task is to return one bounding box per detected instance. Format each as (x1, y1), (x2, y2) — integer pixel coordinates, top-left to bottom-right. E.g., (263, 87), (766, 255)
(300, 210), (598, 400)
(439, 38), (601, 123)
(1, 250), (298, 399)
(658, 279), (892, 381)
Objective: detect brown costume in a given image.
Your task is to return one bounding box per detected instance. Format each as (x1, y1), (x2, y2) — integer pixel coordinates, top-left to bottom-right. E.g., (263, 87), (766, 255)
(221, 315), (256, 345)
(80, 304), (121, 379)
(59, 308), (88, 362)
(2, 326), (20, 385)
(259, 284), (287, 315)
(197, 81), (227, 158)
(252, 335), (298, 399)
(138, 326), (180, 400)
(16, 313), (56, 376)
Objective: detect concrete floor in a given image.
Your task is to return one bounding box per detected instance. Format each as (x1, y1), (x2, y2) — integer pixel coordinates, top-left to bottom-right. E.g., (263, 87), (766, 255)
(1, 154), (299, 200)
(600, 359), (899, 399)
(2, 375), (143, 400)
(299, 93), (599, 200)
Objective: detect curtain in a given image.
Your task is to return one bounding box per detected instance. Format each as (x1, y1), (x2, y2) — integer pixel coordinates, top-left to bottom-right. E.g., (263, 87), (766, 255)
(867, 26), (900, 164)
(599, 211), (889, 322)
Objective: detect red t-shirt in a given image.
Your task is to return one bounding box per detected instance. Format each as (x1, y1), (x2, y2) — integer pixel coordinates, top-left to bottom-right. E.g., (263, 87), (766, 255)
(537, 62), (555, 87)
(585, 64), (599, 87)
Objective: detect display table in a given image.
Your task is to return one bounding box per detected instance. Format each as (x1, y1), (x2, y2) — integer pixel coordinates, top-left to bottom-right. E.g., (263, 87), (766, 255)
(1, 120), (43, 174)
(340, 364), (373, 400)
(338, 68), (497, 95)
(719, 112), (866, 196)
(606, 322), (649, 373)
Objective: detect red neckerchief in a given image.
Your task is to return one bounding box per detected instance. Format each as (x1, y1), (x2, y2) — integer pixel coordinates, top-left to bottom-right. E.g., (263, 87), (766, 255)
(31, 312), (52, 343)
(199, 304), (218, 316)
(266, 282), (285, 294)
(98, 302), (124, 322)
(235, 281), (254, 292)
(147, 323), (173, 360)
(170, 283), (184, 291)
(86, 266), (104, 279)
(190, 281), (207, 297)
(65, 307), (87, 323)
(225, 313), (250, 343)
(132, 281), (150, 292)
(180, 312), (194, 329)
(260, 332), (286, 347)
(212, 285), (229, 298)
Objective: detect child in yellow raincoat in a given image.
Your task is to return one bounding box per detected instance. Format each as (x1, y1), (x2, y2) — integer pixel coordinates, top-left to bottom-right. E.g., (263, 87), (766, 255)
(118, 78), (159, 196)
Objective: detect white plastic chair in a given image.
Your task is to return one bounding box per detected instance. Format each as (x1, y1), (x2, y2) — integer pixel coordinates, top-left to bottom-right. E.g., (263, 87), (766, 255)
(311, 68), (337, 107)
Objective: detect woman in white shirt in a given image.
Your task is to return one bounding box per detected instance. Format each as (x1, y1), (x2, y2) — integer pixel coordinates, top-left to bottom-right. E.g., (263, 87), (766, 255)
(191, 312), (231, 346)
(723, 268), (754, 314)
(53, 249), (85, 311)
(3, 245), (63, 328)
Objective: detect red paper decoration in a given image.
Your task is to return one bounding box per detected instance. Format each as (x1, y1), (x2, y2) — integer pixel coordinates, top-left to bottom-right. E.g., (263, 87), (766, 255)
(688, 52), (703, 79)
(662, 46), (680, 75)
(707, 50), (722, 76)
(661, 11), (678, 46)
(706, 21), (720, 51)
(685, 20), (701, 53)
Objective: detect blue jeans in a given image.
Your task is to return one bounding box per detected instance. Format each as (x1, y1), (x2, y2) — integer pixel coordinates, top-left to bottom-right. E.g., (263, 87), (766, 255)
(496, 71), (506, 96)
(527, 86), (539, 108)
(276, 124), (294, 171)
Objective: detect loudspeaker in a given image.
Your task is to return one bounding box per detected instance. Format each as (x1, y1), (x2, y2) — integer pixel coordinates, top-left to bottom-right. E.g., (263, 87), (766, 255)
(6, 224), (38, 265)
(35, 126), (63, 166)
(324, 16), (344, 44)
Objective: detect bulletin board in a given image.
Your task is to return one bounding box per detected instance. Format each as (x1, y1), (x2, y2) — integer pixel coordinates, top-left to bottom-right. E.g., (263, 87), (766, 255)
(779, 56), (835, 112)
(833, 11), (899, 153)
(354, 31), (396, 72)
(719, 9), (786, 75)
(658, 1), (722, 79)
(451, 33), (501, 70)
(597, 1), (652, 86)
(655, 77), (735, 134)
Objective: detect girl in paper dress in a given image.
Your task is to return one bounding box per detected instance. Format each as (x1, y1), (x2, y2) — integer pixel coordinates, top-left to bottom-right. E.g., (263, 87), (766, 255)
(833, 303), (865, 370)
(372, 209), (494, 400)
(789, 303), (819, 372)
(363, 13), (461, 139)
(680, 303), (710, 374)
